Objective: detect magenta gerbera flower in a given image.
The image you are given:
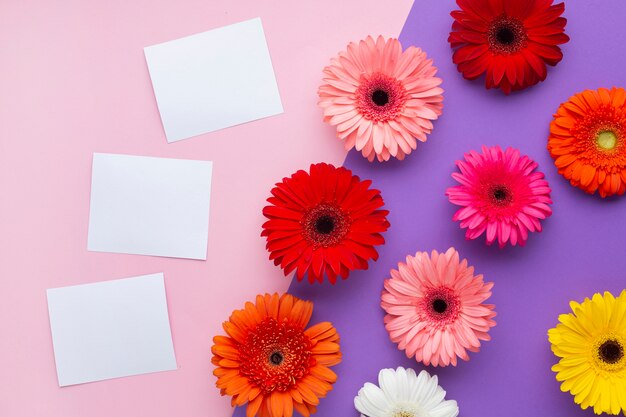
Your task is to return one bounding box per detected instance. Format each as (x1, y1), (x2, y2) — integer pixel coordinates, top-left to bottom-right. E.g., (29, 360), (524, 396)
(318, 36), (444, 162)
(446, 146), (553, 247)
(381, 248), (496, 367)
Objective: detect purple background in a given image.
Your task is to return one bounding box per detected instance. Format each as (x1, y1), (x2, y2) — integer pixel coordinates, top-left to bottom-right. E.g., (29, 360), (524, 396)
(235, 1), (626, 416)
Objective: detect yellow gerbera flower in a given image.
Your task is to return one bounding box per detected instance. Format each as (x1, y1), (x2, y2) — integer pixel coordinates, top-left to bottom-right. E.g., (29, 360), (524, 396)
(548, 291), (626, 415)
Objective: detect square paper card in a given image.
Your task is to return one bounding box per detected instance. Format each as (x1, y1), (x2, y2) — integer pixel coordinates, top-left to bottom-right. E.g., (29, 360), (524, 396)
(87, 153), (212, 260)
(144, 17), (284, 142)
(46, 273), (177, 386)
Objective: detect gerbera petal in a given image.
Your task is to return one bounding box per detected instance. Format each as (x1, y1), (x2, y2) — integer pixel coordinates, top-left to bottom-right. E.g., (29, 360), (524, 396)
(549, 291), (626, 415)
(356, 368), (459, 417)
(382, 248), (496, 367)
(211, 294), (341, 417)
(446, 145), (552, 247)
(262, 163), (389, 283)
(548, 87), (626, 198)
(449, 0), (568, 93)
(319, 36), (443, 162)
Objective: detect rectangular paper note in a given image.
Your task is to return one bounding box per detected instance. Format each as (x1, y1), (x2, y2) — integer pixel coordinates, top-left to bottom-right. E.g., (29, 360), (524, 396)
(46, 273), (177, 386)
(87, 153), (212, 260)
(144, 17), (284, 142)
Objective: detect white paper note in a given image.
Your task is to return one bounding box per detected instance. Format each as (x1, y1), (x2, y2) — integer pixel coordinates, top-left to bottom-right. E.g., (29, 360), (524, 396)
(144, 17), (284, 142)
(87, 153), (212, 260)
(46, 273), (177, 386)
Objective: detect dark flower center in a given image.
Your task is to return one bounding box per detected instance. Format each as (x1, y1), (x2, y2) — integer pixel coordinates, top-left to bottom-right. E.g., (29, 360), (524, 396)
(269, 351), (284, 366)
(372, 89), (389, 106)
(599, 340), (624, 364)
(422, 287), (461, 327)
(489, 184), (513, 206)
(302, 203), (350, 248)
(488, 16), (528, 54)
(315, 215), (335, 234)
(238, 318), (313, 394)
(432, 298), (448, 314)
(356, 72), (408, 122)
(496, 26), (515, 45)
(493, 186), (509, 201)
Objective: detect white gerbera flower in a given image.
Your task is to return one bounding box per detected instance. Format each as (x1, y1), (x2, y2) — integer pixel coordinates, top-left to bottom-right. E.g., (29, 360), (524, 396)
(354, 367), (459, 417)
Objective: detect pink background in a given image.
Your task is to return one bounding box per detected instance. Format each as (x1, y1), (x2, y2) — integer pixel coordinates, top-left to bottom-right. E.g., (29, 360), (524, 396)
(0, 1), (412, 416)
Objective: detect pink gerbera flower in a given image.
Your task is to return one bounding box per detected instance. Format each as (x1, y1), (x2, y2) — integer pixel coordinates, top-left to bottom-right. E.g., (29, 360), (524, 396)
(381, 248), (496, 367)
(446, 146), (553, 248)
(318, 36), (444, 162)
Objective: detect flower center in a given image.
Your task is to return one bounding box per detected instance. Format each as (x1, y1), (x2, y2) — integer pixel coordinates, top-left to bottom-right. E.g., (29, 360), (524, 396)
(269, 351), (284, 366)
(592, 334), (626, 373)
(302, 203), (350, 248)
(432, 298), (448, 314)
(496, 26), (515, 45)
(372, 89), (389, 106)
(391, 404), (424, 417)
(238, 318), (313, 394)
(314, 215), (335, 235)
(489, 184), (513, 206)
(599, 340), (624, 364)
(355, 72), (408, 122)
(597, 130), (618, 150)
(421, 287), (461, 326)
(570, 104), (626, 167)
(488, 16), (527, 54)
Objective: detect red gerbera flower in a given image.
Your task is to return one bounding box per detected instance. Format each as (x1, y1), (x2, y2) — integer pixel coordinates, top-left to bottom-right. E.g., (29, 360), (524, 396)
(261, 163), (390, 284)
(448, 0), (569, 94)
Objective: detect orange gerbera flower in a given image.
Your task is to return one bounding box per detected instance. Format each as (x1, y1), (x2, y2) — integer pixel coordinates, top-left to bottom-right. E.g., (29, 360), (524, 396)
(548, 87), (626, 197)
(211, 293), (341, 417)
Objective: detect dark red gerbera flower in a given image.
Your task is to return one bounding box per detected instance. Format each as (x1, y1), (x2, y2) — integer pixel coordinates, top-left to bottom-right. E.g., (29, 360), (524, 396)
(261, 163), (390, 284)
(448, 0), (569, 94)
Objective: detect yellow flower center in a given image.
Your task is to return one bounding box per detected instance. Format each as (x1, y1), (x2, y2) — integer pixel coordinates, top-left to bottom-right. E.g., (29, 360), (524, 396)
(393, 412), (415, 417)
(597, 130), (618, 150)
(592, 334), (626, 373)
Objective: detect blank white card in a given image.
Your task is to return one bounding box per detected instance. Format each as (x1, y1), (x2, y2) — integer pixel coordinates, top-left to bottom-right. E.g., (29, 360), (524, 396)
(87, 153), (212, 260)
(47, 273), (177, 386)
(144, 17), (284, 142)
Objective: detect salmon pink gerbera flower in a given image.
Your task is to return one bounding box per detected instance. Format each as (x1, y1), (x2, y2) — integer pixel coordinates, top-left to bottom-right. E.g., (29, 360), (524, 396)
(212, 293), (341, 417)
(262, 163), (390, 284)
(446, 146), (553, 247)
(449, 0), (569, 94)
(381, 248), (496, 367)
(318, 36), (443, 162)
(548, 87), (626, 197)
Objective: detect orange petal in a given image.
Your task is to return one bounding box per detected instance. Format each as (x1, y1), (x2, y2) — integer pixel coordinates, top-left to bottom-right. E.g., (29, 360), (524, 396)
(282, 392), (294, 417)
(311, 341), (340, 355)
(246, 395), (263, 417)
(293, 401), (310, 417)
(305, 322), (337, 341)
(297, 383), (320, 405)
(270, 391), (284, 417)
(580, 165), (596, 186)
(211, 344), (239, 360)
(278, 294), (294, 322)
(309, 365), (338, 383)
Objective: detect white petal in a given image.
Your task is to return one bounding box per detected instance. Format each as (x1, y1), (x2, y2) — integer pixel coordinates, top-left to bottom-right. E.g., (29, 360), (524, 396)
(378, 368), (400, 403)
(396, 367), (410, 402)
(354, 383), (392, 417)
(356, 368), (459, 417)
(430, 399), (460, 417)
(411, 370), (429, 404)
(424, 385), (447, 409)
